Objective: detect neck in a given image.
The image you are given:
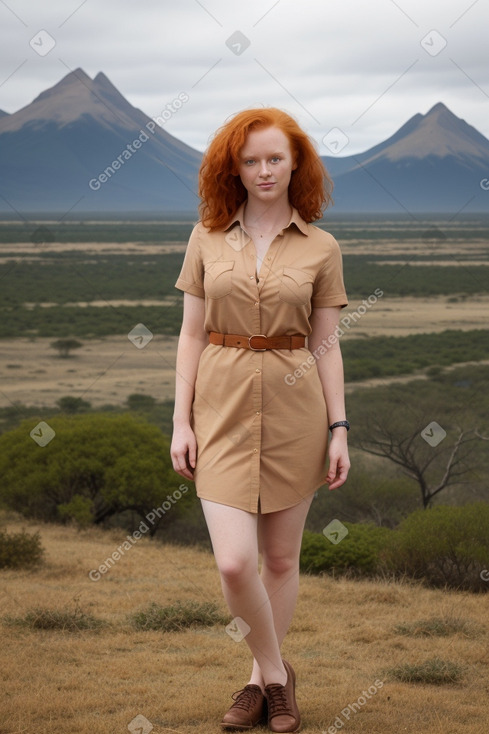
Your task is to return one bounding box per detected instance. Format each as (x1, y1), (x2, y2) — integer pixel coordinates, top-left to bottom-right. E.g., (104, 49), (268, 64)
(243, 198), (292, 233)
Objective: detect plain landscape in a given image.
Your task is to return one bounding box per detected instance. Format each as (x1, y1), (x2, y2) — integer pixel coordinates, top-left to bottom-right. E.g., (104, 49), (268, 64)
(1, 215), (488, 734)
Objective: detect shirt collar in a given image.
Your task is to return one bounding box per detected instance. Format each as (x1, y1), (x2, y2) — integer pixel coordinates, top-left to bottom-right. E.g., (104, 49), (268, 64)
(225, 202), (309, 236)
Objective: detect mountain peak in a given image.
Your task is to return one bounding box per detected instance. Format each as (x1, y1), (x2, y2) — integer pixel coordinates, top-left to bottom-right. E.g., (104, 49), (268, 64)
(425, 102), (451, 116)
(0, 68), (145, 133)
(360, 102), (489, 163)
(33, 68), (92, 102)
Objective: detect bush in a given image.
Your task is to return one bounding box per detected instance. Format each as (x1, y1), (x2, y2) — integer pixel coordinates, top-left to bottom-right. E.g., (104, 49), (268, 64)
(0, 529), (44, 569)
(382, 503), (489, 592)
(5, 605), (105, 631)
(0, 413), (191, 533)
(129, 601), (228, 632)
(394, 616), (482, 638)
(300, 524), (392, 577)
(385, 657), (464, 685)
(57, 495), (94, 528)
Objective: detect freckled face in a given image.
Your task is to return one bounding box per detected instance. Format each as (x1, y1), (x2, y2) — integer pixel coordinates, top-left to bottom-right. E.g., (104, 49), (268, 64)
(237, 126), (297, 205)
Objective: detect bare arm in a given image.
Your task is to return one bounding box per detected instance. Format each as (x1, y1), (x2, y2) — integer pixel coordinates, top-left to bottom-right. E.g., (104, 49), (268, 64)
(309, 306), (350, 490)
(170, 292), (207, 479)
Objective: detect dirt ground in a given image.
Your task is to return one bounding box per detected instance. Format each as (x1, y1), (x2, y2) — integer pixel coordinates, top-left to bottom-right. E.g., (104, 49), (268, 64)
(1, 295), (488, 409)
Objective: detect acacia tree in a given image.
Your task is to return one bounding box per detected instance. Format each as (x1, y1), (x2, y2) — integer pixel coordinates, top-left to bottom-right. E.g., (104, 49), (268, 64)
(50, 338), (83, 358)
(351, 418), (478, 508)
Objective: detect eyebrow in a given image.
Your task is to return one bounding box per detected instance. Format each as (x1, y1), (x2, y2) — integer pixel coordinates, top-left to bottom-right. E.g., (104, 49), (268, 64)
(241, 151), (285, 158)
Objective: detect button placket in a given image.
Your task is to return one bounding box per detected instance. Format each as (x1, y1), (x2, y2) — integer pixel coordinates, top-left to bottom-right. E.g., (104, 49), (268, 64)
(250, 351), (263, 511)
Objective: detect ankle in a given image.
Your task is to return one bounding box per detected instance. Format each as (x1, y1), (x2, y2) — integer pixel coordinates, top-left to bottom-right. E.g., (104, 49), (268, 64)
(263, 663), (287, 688)
(248, 677), (265, 693)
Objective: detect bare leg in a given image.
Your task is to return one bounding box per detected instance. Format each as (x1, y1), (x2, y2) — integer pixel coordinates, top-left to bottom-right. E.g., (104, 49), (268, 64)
(248, 494), (314, 689)
(201, 499), (287, 687)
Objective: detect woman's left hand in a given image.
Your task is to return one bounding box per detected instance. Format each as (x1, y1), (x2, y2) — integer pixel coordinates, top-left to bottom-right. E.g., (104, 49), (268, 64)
(326, 433), (350, 490)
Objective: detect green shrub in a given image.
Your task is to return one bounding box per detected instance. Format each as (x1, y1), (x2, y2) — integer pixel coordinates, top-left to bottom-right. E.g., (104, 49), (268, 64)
(0, 529), (44, 569)
(0, 413), (190, 532)
(382, 503), (489, 592)
(57, 495), (93, 528)
(300, 524), (392, 576)
(129, 600), (228, 632)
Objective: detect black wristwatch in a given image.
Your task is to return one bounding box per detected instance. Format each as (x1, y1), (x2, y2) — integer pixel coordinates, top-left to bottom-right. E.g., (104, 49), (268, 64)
(329, 420), (350, 432)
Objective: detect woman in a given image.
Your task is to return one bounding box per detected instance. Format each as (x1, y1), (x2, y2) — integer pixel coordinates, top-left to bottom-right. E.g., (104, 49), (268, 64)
(171, 108), (350, 732)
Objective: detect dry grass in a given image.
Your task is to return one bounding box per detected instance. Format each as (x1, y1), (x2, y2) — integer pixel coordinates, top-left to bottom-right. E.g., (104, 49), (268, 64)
(0, 514), (488, 734)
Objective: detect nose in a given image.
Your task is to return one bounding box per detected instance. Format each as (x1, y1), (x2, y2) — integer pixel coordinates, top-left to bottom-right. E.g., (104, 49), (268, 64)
(259, 160), (271, 177)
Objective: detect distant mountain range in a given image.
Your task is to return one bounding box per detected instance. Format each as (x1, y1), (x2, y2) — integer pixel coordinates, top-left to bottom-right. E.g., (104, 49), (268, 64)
(324, 102), (489, 213)
(0, 69), (201, 214)
(1, 68), (488, 216)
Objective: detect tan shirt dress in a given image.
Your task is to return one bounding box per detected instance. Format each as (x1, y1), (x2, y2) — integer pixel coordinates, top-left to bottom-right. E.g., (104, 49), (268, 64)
(175, 204), (348, 514)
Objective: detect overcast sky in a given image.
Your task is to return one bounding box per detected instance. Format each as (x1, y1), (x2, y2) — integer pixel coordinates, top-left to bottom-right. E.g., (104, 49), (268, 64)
(0, 0), (488, 155)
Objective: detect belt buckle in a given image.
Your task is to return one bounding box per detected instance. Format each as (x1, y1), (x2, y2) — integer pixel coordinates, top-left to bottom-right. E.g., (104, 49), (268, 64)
(248, 334), (267, 351)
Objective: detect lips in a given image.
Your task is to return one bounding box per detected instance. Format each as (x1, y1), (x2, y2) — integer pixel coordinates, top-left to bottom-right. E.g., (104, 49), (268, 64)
(258, 182), (275, 189)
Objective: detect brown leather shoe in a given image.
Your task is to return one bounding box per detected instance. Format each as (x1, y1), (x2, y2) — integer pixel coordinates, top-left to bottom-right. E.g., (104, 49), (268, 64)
(264, 660), (300, 733)
(220, 684), (266, 730)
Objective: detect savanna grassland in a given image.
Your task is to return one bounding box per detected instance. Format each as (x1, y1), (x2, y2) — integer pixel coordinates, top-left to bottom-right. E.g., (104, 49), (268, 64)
(0, 215), (488, 411)
(1, 516), (488, 734)
(1, 215), (489, 733)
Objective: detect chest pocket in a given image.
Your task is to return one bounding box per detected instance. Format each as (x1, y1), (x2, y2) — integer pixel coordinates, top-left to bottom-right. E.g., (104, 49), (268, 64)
(278, 267), (314, 306)
(204, 260), (235, 299)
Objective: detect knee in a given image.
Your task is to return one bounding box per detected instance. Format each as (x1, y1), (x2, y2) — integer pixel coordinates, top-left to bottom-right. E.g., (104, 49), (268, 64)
(262, 551), (297, 577)
(217, 556), (255, 586)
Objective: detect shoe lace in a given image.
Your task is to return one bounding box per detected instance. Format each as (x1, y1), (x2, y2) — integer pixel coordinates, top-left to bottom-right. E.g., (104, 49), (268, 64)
(230, 685), (261, 712)
(265, 683), (293, 717)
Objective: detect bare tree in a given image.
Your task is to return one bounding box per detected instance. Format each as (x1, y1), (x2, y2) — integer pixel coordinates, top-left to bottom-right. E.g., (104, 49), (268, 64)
(351, 418), (479, 509)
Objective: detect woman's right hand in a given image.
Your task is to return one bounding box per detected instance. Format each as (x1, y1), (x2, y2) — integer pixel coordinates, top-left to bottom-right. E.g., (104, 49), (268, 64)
(170, 424), (197, 480)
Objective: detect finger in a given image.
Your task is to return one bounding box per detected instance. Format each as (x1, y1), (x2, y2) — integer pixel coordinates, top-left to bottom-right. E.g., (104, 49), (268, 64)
(171, 450), (189, 475)
(329, 465), (349, 490)
(188, 441), (197, 469)
(326, 457), (338, 484)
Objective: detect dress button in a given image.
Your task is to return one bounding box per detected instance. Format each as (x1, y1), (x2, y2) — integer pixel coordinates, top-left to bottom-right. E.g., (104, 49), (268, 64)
(256, 410), (261, 415)
(254, 301), (259, 306)
(253, 448), (258, 453)
(255, 369), (261, 373)
(249, 275), (255, 280)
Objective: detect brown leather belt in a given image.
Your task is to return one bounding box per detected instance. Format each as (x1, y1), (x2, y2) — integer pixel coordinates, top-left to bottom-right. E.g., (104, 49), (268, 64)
(209, 331), (305, 351)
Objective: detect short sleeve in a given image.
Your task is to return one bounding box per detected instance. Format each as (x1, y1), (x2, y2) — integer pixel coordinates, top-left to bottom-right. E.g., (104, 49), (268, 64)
(175, 224), (205, 298)
(311, 232), (348, 309)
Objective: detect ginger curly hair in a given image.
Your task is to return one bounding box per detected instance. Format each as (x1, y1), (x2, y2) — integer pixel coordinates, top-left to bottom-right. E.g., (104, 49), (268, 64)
(199, 108), (333, 230)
